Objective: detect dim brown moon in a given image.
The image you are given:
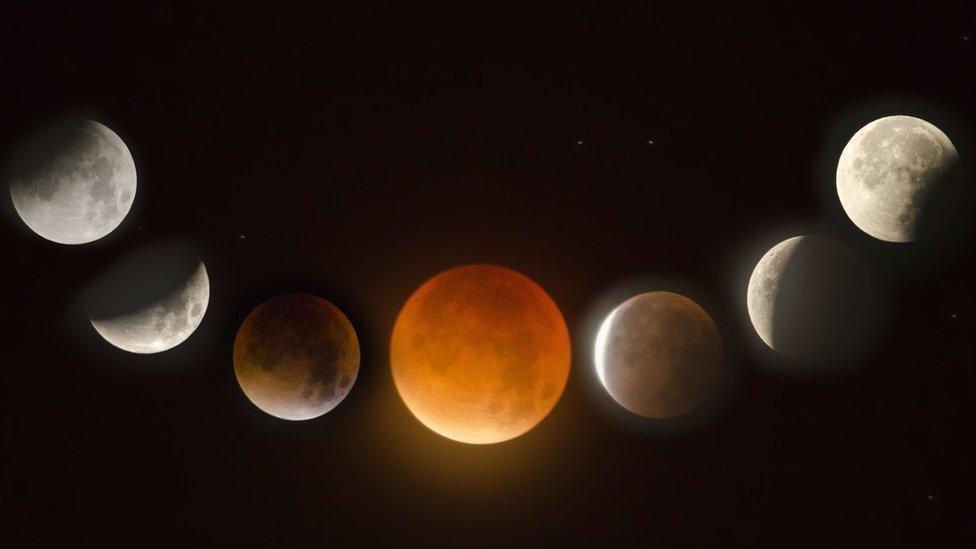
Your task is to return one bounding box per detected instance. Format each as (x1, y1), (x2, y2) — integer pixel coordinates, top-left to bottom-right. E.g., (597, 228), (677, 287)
(390, 264), (571, 444)
(594, 292), (723, 418)
(233, 294), (360, 421)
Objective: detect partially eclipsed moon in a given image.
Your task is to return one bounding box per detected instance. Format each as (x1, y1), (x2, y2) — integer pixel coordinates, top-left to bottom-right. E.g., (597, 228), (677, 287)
(233, 294), (360, 421)
(837, 115), (958, 243)
(390, 264), (571, 444)
(85, 242), (209, 354)
(747, 236), (876, 362)
(8, 118), (136, 244)
(594, 292), (722, 418)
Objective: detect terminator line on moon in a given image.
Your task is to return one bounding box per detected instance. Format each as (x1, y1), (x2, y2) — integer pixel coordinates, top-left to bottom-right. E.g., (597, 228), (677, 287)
(747, 235), (876, 363)
(85, 243), (210, 354)
(595, 292), (723, 418)
(7, 118), (136, 244)
(836, 115), (958, 243)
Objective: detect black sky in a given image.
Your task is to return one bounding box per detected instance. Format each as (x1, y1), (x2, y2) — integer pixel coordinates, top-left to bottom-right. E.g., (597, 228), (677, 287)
(2, 3), (976, 546)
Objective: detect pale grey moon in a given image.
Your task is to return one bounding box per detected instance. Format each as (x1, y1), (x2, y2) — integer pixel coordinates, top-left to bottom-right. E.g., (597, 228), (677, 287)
(836, 115), (958, 243)
(747, 236), (876, 362)
(85, 243), (209, 354)
(8, 118), (137, 244)
(594, 292), (722, 418)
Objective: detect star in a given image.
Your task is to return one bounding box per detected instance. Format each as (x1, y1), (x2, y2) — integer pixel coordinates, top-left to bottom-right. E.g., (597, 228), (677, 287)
(950, 312), (957, 319)
(647, 139), (655, 145)
(576, 138), (584, 146)
(239, 233), (247, 240)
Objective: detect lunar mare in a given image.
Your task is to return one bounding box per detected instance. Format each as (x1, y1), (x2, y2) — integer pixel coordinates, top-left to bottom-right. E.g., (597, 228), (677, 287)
(594, 292), (722, 418)
(390, 264), (571, 445)
(8, 118), (136, 244)
(747, 236), (877, 362)
(85, 242), (209, 354)
(233, 294), (360, 421)
(837, 115), (958, 243)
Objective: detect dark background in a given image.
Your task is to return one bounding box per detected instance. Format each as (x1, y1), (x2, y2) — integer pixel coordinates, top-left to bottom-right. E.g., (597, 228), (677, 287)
(1, 3), (975, 546)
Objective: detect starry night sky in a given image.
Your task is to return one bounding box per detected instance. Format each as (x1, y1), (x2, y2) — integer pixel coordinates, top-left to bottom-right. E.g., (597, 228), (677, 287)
(2, 3), (976, 546)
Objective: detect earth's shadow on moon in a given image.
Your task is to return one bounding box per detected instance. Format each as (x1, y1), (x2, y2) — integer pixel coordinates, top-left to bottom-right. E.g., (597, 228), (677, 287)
(726, 222), (893, 378)
(83, 240), (203, 320)
(1, 111), (143, 249)
(220, 277), (373, 432)
(814, 95), (976, 281)
(767, 236), (883, 365)
(579, 273), (739, 436)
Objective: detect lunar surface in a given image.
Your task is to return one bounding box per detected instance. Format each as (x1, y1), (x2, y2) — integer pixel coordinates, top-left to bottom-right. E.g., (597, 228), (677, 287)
(390, 264), (571, 444)
(837, 115), (958, 243)
(594, 292), (722, 418)
(7, 118), (136, 244)
(747, 236), (877, 362)
(86, 243), (209, 354)
(233, 294), (360, 421)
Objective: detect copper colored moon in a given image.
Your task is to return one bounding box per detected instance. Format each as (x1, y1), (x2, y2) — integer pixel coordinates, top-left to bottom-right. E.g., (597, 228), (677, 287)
(594, 292), (723, 418)
(233, 294), (360, 421)
(390, 264), (571, 444)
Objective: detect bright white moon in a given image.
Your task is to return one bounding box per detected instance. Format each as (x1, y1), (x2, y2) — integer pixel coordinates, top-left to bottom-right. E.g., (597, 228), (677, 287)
(836, 115), (958, 243)
(8, 118), (136, 245)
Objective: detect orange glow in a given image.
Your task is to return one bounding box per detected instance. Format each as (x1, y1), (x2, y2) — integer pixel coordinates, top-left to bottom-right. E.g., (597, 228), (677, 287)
(390, 264), (571, 444)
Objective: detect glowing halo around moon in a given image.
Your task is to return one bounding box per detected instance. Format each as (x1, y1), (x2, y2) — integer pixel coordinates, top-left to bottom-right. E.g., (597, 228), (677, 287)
(390, 264), (571, 445)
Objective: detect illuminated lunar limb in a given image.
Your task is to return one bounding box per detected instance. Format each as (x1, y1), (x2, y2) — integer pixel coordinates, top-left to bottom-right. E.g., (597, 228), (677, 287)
(595, 292), (722, 418)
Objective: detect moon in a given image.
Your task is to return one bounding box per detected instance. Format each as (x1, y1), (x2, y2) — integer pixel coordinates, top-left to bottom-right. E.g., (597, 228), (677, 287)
(390, 264), (571, 444)
(594, 292), (722, 418)
(85, 243), (209, 354)
(837, 115), (958, 243)
(233, 294), (360, 421)
(7, 118), (136, 245)
(747, 236), (876, 362)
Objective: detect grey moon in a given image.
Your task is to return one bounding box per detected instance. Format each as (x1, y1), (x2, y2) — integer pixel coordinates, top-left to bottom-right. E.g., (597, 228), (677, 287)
(836, 115), (958, 243)
(7, 118), (137, 245)
(594, 292), (723, 418)
(747, 236), (876, 362)
(233, 294), (360, 421)
(85, 243), (210, 354)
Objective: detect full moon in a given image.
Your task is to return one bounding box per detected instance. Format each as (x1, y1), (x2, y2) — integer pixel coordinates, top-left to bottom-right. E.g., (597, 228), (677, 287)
(390, 264), (571, 444)
(7, 118), (136, 244)
(85, 243), (209, 354)
(836, 115), (958, 243)
(234, 294), (360, 421)
(747, 236), (876, 362)
(594, 292), (722, 418)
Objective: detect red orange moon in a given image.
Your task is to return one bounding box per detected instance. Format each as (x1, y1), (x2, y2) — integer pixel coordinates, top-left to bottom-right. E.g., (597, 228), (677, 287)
(390, 264), (571, 444)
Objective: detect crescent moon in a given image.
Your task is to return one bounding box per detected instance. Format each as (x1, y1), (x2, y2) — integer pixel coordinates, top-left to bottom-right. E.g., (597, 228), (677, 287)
(747, 235), (875, 362)
(594, 292), (722, 418)
(85, 243), (209, 354)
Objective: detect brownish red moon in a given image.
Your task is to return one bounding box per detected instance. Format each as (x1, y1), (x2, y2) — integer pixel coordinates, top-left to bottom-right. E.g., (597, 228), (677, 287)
(233, 294), (360, 421)
(390, 264), (571, 444)
(595, 292), (722, 418)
